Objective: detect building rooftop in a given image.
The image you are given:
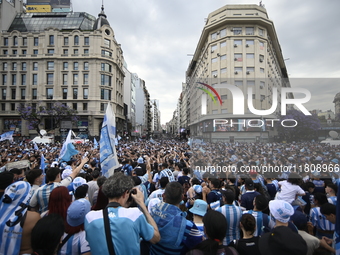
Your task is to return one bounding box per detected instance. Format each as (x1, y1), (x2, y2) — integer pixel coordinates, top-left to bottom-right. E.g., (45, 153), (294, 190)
(7, 12), (97, 32)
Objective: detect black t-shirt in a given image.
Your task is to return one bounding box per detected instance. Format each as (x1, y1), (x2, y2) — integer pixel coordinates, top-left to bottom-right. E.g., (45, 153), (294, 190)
(230, 236), (261, 255)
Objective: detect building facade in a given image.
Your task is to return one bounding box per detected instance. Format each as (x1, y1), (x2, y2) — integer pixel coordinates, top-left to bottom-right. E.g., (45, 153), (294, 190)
(123, 63), (137, 137)
(0, 7), (125, 139)
(135, 78), (152, 138)
(185, 4), (291, 142)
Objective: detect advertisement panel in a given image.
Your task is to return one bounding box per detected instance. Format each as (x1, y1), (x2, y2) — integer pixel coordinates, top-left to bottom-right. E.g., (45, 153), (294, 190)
(26, 0), (70, 7)
(26, 4), (52, 12)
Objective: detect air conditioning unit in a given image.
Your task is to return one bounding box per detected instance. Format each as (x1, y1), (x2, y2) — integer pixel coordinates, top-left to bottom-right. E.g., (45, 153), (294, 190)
(234, 71), (238, 74)
(246, 44), (249, 47)
(260, 59), (263, 62)
(216, 31), (220, 35)
(211, 50), (214, 53)
(217, 53), (220, 57)
(246, 71), (250, 74)
(234, 58), (237, 61)
(234, 44), (238, 47)
(213, 74), (218, 78)
(260, 85), (263, 89)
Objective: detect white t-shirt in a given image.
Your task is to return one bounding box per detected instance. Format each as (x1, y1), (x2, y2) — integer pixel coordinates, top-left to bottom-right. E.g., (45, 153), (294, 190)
(276, 180), (305, 204)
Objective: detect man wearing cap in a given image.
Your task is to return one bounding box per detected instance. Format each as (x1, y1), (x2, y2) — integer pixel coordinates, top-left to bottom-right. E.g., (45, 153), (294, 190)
(189, 199), (207, 235)
(240, 179), (260, 210)
(30, 157), (88, 213)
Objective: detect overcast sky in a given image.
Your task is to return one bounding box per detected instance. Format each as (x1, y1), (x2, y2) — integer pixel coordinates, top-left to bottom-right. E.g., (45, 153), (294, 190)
(73, 0), (340, 124)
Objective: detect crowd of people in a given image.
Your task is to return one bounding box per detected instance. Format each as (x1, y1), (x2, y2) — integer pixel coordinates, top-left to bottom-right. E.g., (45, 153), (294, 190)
(0, 138), (339, 255)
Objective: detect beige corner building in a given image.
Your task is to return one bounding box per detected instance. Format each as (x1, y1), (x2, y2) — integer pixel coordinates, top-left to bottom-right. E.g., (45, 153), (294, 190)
(185, 4), (291, 142)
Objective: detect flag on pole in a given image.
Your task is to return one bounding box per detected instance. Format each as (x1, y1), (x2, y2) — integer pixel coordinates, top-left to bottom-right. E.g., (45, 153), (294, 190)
(0, 131), (14, 142)
(59, 130), (79, 162)
(93, 137), (98, 149)
(100, 104), (118, 177)
(40, 154), (46, 185)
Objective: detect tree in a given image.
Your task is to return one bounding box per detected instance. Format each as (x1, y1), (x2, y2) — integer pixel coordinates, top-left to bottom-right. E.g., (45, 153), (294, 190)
(276, 109), (321, 142)
(17, 102), (79, 136)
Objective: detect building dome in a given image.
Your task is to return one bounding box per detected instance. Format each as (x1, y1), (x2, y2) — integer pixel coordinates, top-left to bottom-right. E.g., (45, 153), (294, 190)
(93, 5), (110, 30)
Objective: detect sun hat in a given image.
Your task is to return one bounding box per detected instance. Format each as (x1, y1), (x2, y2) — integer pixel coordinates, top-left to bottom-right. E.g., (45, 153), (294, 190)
(67, 198), (91, 227)
(269, 200), (294, 223)
(189, 199), (208, 217)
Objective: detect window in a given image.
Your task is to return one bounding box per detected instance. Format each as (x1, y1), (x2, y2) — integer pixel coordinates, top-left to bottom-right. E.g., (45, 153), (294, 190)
(260, 95), (266, 101)
(64, 37), (69, 45)
(100, 103), (107, 111)
(32, 74), (38, 85)
(46, 88), (53, 99)
(4, 38), (8, 46)
(74, 35), (79, 45)
(63, 62), (68, 70)
(84, 37), (89, 45)
(221, 109), (228, 114)
(63, 74), (68, 85)
(47, 61), (54, 70)
(220, 54), (227, 60)
(72, 103), (77, 110)
(83, 73), (88, 85)
(211, 70), (218, 76)
(245, 27), (254, 35)
(259, 28), (264, 36)
(11, 103), (15, 111)
(21, 89), (26, 99)
(233, 27), (242, 35)
(234, 67), (243, 72)
(246, 53), (254, 59)
(101, 89), (111, 100)
(84, 62), (89, 70)
(46, 103), (53, 110)
(73, 62), (78, 70)
(11, 89), (16, 99)
(3, 50), (8, 55)
(33, 49), (38, 54)
(12, 74), (16, 85)
(73, 49), (79, 55)
(220, 41), (226, 48)
(101, 50), (112, 57)
(73, 88), (78, 99)
(62, 88), (67, 99)
(252, 94), (256, 100)
(221, 68), (227, 73)
(49, 35), (54, 45)
(211, 45), (217, 52)
(83, 88), (88, 99)
(234, 53), (242, 61)
(101, 63), (111, 72)
(47, 49), (54, 54)
(259, 54), (264, 62)
(22, 37), (27, 46)
(1, 103), (5, 111)
(21, 74), (26, 85)
(101, 74), (111, 86)
(2, 89), (6, 100)
(246, 67), (255, 72)
(63, 49), (68, 55)
(13, 36), (18, 46)
(12, 50), (17, 55)
(260, 81), (265, 88)
(260, 68), (265, 73)
(235, 80), (243, 86)
(12, 62), (17, 71)
(259, 41), (265, 49)
(84, 49), (89, 54)
(220, 28), (227, 37)
(32, 89), (37, 99)
(211, 32), (217, 40)
(212, 110), (218, 114)
(211, 58), (218, 63)
(221, 95), (228, 100)
(47, 73), (54, 85)
(83, 103), (88, 111)
(34, 37), (39, 46)
(104, 38), (110, 47)
(234, 40), (242, 46)
(2, 74), (7, 85)
(3, 62), (7, 71)
(33, 62), (38, 71)
(22, 50), (27, 55)
(247, 80), (255, 86)
(22, 62), (27, 71)
(73, 74), (78, 85)
(246, 40), (254, 46)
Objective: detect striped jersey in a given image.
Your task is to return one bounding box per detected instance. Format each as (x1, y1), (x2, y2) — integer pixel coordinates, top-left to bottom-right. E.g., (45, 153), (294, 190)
(216, 204), (243, 245)
(58, 231), (90, 255)
(29, 176), (73, 213)
(310, 207), (335, 231)
(327, 196), (337, 205)
(243, 210), (269, 236)
(159, 169), (175, 182)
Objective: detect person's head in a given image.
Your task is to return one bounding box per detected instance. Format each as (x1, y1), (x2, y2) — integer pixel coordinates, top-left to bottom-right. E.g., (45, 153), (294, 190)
(91, 170), (100, 179)
(163, 182), (183, 205)
(26, 169), (43, 186)
(221, 189), (235, 204)
(203, 210), (227, 242)
(46, 167), (61, 182)
(9, 168), (25, 181)
(290, 210), (308, 231)
(67, 198), (91, 234)
(325, 183), (337, 196)
(287, 172), (302, 185)
(0, 171), (14, 191)
(320, 203), (336, 224)
(313, 192), (328, 207)
(245, 179), (254, 191)
(254, 194), (269, 211)
(159, 177), (169, 189)
(102, 173), (134, 200)
(48, 186), (72, 221)
(96, 176), (107, 188)
(302, 181), (315, 193)
(31, 214), (65, 255)
(74, 184), (89, 200)
(183, 168), (189, 175)
(240, 213), (256, 235)
(161, 162), (168, 169)
(269, 200), (294, 224)
(209, 178), (220, 189)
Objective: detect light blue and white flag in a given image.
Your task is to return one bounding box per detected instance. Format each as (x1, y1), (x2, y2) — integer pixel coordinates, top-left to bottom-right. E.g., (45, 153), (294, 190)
(150, 138), (155, 144)
(33, 142), (39, 151)
(0, 130), (14, 142)
(40, 154), (46, 185)
(59, 130), (78, 162)
(100, 104), (118, 177)
(93, 137), (98, 149)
